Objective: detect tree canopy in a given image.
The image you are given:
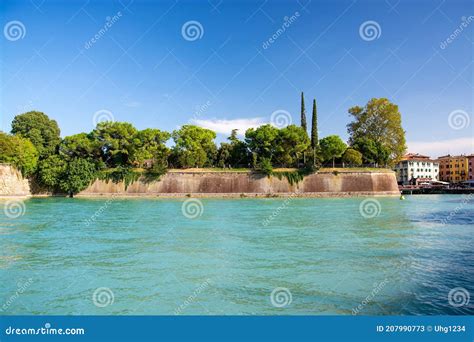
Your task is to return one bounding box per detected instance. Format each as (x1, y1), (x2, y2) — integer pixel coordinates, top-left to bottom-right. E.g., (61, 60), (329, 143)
(11, 111), (60, 158)
(0, 132), (39, 176)
(319, 135), (347, 167)
(347, 98), (406, 165)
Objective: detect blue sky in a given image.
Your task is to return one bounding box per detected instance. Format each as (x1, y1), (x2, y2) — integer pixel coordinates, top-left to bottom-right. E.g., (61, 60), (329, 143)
(0, 0), (472, 157)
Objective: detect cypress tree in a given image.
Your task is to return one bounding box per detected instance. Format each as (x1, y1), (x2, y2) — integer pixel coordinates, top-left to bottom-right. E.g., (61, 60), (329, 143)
(311, 99), (318, 149)
(300, 92), (307, 132)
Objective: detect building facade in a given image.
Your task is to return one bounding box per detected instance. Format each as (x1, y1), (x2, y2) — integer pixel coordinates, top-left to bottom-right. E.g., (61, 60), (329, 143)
(437, 155), (469, 183)
(394, 153), (439, 185)
(468, 155), (474, 180)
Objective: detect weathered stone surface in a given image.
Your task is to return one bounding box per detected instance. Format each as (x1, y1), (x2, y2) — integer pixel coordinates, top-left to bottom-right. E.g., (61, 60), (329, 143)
(0, 164), (30, 197)
(78, 171), (399, 197)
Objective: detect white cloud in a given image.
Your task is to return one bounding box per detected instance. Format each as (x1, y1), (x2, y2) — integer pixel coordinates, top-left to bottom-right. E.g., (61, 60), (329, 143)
(191, 117), (267, 135)
(407, 137), (473, 158)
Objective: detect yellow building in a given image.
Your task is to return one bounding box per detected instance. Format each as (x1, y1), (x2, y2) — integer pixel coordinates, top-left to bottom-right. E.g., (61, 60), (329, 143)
(437, 155), (469, 183)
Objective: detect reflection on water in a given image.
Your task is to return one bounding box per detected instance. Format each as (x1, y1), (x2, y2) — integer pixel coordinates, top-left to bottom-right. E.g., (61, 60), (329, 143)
(0, 195), (472, 315)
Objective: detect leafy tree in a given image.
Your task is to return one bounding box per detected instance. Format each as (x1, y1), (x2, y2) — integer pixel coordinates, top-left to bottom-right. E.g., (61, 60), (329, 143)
(319, 135), (347, 168)
(11, 111), (60, 158)
(0, 132), (39, 176)
(300, 92), (307, 132)
(311, 99), (318, 149)
(59, 133), (100, 162)
(171, 125), (217, 168)
(37, 155), (67, 189)
(131, 128), (170, 168)
(59, 158), (96, 196)
(227, 129), (250, 167)
(259, 157), (273, 176)
(342, 148), (362, 167)
(347, 98), (406, 165)
(351, 137), (391, 166)
(275, 125), (310, 167)
(245, 124), (279, 166)
(217, 142), (232, 168)
(92, 121), (138, 167)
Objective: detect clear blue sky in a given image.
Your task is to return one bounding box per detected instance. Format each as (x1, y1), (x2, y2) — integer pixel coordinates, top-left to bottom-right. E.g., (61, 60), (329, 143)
(0, 0), (472, 157)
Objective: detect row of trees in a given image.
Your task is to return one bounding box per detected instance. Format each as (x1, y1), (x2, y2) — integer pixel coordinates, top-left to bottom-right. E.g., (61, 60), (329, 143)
(0, 96), (406, 195)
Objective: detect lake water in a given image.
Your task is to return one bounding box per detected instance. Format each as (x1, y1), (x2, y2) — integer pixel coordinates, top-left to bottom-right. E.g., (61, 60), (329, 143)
(0, 195), (473, 315)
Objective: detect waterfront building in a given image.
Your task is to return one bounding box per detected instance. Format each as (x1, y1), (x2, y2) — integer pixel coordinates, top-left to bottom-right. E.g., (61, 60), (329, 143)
(468, 154), (474, 180)
(394, 153), (439, 185)
(437, 155), (469, 183)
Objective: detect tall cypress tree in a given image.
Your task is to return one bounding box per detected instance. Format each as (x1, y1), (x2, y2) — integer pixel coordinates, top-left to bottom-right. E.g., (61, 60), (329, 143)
(311, 99), (318, 149)
(300, 92), (307, 132)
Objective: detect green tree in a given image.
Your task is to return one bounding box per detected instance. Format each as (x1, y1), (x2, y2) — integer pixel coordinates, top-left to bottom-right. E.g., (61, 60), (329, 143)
(59, 158), (96, 196)
(37, 155), (67, 189)
(311, 99), (318, 149)
(227, 129), (250, 167)
(347, 98), (406, 165)
(59, 133), (100, 162)
(216, 142), (232, 168)
(11, 111), (60, 158)
(351, 137), (391, 167)
(171, 125), (217, 168)
(245, 124), (279, 166)
(319, 135), (347, 168)
(300, 92), (307, 132)
(342, 148), (362, 167)
(131, 128), (170, 167)
(275, 125), (310, 167)
(0, 132), (39, 176)
(92, 122), (138, 167)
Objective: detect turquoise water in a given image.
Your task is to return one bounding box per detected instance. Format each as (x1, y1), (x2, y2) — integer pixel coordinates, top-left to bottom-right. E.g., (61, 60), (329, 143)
(0, 195), (473, 315)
